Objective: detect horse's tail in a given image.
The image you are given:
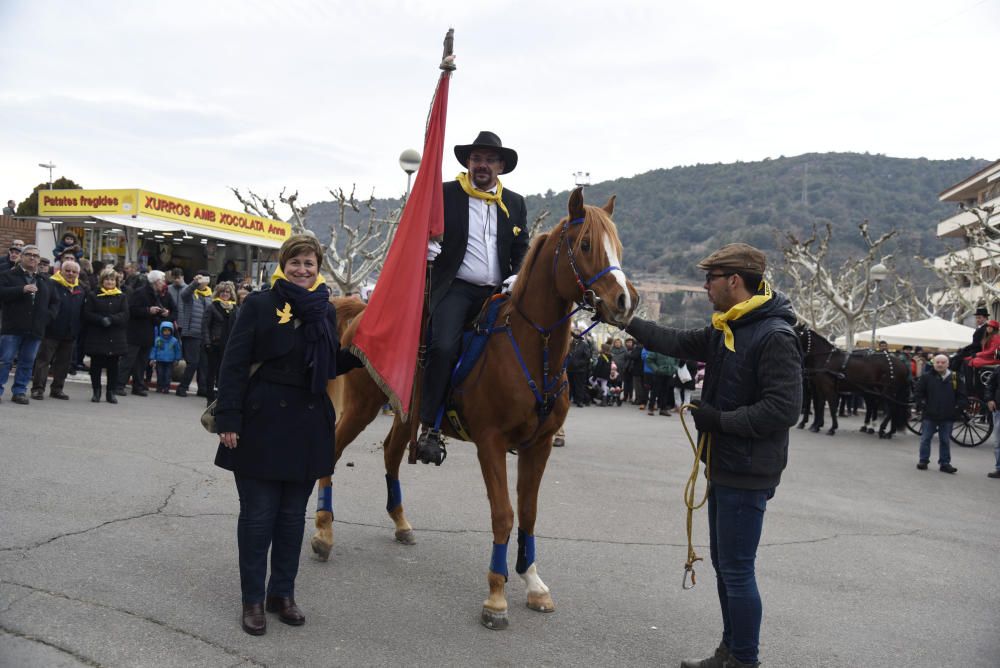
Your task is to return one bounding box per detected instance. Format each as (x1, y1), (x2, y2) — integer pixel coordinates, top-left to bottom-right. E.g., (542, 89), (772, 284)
(891, 374), (911, 432)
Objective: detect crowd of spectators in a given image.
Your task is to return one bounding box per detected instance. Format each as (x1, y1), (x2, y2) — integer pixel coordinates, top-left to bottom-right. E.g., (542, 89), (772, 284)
(567, 333), (700, 415)
(0, 234), (250, 406)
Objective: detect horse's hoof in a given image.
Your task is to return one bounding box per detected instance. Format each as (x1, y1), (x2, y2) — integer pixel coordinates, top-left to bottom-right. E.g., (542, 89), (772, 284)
(859, 426), (868, 433)
(310, 536), (331, 562)
(394, 529), (416, 545)
(866, 427), (876, 434)
(526, 591), (556, 613)
(480, 607), (509, 630)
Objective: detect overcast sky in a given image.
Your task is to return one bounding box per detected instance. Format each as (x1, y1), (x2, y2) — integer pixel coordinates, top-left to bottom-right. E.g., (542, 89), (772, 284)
(1, 0), (996, 212)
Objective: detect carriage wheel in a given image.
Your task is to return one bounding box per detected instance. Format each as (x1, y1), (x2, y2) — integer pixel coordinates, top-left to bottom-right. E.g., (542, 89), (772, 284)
(951, 398), (993, 448)
(906, 404), (923, 436)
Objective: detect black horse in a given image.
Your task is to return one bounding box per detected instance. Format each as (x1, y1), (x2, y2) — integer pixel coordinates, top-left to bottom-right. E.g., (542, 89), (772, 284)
(795, 326), (910, 437)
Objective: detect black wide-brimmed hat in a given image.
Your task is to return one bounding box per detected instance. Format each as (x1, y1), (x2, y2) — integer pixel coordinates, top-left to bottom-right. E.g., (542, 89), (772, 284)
(454, 131), (518, 174)
(975, 305), (990, 317)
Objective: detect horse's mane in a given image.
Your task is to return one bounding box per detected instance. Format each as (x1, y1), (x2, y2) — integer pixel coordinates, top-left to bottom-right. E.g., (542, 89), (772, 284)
(508, 204), (622, 305)
(509, 231), (551, 304)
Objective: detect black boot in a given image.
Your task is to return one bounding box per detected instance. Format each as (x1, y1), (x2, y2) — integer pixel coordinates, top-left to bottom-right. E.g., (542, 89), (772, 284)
(680, 644), (730, 668)
(415, 427), (447, 466)
(106, 388), (118, 404)
(92, 380), (102, 403)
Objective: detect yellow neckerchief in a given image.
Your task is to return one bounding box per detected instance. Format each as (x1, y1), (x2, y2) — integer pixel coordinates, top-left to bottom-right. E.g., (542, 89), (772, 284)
(270, 266), (326, 292)
(98, 287), (122, 296)
(711, 279), (773, 352)
(213, 297), (236, 313)
(456, 172), (509, 217)
(50, 271), (79, 290)
(194, 285), (213, 298)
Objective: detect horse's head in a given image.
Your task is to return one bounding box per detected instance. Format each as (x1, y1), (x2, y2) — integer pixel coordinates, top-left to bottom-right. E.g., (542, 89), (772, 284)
(550, 187), (638, 327)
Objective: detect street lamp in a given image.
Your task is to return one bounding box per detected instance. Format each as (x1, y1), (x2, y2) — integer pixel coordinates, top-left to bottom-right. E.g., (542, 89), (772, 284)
(573, 171), (591, 189)
(399, 149), (421, 198)
(38, 162), (56, 189)
(869, 261), (889, 349)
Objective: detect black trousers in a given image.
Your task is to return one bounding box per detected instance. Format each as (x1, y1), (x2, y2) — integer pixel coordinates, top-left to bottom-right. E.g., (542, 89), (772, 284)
(623, 374), (634, 403)
(204, 344), (224, 400)
(234, 474), (314, 604)
(632, 372), (648, 405)
(178, 336), (206, 392)
(569, 370), (591, 405)
(420, 280), (495, 426)
(31, 337), (74, 393)
(90, 354), (120, 392)
(117, 343), (152, 391)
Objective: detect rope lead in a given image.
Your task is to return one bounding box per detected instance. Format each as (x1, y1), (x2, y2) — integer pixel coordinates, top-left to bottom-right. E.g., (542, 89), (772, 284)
(679, 403), (711, 590)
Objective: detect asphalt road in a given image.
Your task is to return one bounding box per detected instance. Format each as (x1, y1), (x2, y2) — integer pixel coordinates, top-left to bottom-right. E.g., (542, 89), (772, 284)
(1, 381), (998, 668)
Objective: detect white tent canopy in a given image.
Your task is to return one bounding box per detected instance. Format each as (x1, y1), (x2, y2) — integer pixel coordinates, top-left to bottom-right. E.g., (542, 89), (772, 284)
(834, 317), (976, 350)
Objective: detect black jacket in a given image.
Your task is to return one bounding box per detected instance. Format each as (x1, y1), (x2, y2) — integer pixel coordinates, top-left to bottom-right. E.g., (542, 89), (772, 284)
(202, 300), (238, 348)
(213, 289), (361, 481)
(126, 283), (166, 347)
(429, 180), (529, 313)
(83, 292), (129, 356)
(914, 370), (968, 422)
(627, 291), (802, 490)
(0, 266), (60, 338)
(45, 281), (85, 340)
(626, 344), (644, 376)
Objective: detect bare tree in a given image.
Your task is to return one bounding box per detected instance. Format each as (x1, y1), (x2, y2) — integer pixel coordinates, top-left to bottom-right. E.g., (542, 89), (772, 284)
(912, 204), (999, 321)
(781, 221), (900, 350)
(232, 186), (401, 296)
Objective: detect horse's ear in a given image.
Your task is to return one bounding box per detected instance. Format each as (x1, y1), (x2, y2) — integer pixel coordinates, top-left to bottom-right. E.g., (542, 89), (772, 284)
(602, 195), (616, 216)
(568, 187), (585, 220)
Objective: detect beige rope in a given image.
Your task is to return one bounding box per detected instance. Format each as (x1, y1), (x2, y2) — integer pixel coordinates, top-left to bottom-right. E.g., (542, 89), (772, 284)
(678, 403), (711, 590)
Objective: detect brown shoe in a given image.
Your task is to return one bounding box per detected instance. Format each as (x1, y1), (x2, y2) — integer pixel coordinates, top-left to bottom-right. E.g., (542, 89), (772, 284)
(241, 602), (266, 635)
(265, 595), (305, 626)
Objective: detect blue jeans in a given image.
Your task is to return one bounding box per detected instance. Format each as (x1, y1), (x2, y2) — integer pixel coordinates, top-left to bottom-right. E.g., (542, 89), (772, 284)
(233, 474), (315, 604)
(919, 419), (952, 466)
(708, 483), (774, 666)
(0, 334), (43, 397)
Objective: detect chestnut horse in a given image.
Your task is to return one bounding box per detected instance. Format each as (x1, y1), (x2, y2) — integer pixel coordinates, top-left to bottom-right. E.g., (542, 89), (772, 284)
(314, 188), (638, 630)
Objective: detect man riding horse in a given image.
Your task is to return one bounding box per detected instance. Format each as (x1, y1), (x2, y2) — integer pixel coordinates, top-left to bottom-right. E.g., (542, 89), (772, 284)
(416, 131), (530, 465)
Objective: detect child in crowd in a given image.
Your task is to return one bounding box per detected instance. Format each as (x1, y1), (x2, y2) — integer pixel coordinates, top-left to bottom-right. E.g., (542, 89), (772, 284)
(607, 361), (624, 406)
(149, 322), (183, 393)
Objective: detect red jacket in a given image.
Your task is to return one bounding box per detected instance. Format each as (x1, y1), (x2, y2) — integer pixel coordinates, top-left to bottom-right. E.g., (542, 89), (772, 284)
(969, 335), (1000, 368)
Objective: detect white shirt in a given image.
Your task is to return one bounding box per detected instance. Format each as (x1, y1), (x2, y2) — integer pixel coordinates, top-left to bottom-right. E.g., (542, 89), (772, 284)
(455, 187), (501, 287)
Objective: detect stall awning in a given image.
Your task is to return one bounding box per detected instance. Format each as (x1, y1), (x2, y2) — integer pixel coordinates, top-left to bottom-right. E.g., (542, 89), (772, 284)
(94, 214), (184, 234)
(38, 188), (292, 250)
(178, 224), (283, 249)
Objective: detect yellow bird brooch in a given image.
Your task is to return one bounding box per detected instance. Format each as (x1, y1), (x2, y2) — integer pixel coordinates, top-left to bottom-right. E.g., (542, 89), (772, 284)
(276, 302), (293, 324)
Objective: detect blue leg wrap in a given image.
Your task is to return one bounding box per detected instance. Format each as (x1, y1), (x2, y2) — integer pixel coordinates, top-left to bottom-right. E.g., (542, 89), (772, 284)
(316, 485), (333, 514)
(385, 474), (402, 513)
(490, 541), (509, 580)
(515, 528), (535, 575)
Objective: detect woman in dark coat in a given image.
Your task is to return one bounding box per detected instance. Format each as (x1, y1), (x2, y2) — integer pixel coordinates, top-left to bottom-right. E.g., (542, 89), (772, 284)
(215, 234), (361, 636)
(82, 268), (129, 403)
(201, 281), (239, 402)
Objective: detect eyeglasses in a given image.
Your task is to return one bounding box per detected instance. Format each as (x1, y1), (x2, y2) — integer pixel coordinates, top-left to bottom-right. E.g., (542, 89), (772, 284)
(704, 272), (734, 283)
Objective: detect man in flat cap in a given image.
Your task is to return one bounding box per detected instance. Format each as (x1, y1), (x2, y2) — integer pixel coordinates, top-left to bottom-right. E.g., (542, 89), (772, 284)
(623, 242), (801, 668)
(416, 130), (529, 465)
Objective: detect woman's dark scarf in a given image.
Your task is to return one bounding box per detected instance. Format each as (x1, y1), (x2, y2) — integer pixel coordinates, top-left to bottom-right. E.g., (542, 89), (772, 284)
(271, 272), (338, 394)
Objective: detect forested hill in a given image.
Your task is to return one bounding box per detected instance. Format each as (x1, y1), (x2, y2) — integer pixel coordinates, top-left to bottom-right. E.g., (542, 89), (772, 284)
(522, 153), (988, 283)
(303, 153), (989, 284)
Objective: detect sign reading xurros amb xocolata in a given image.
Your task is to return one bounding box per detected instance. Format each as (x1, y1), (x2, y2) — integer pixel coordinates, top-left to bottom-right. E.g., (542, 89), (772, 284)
(38, 189), (291, 244)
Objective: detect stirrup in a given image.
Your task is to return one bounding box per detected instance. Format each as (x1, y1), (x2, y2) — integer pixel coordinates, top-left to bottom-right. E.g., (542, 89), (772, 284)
(416, 429), (447, 466)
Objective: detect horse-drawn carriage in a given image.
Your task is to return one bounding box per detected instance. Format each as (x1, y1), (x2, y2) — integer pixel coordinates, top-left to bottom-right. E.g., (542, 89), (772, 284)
(906, 364), (995, 448)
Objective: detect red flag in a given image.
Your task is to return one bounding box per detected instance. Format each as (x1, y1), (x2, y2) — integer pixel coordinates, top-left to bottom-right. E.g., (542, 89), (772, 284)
(350, 71), (450, 419)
